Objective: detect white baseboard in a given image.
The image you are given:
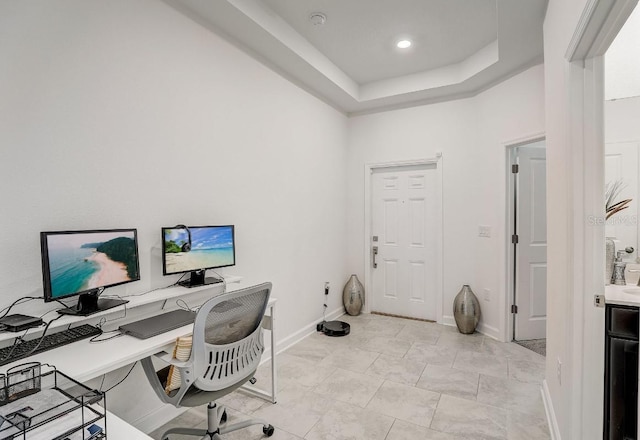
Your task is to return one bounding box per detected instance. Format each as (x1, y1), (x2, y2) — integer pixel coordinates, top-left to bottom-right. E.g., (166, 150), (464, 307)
(441, 314), (500, 340)
(441, 314), (456, 327)
(476, 322), (500, 340)
(270, 306), (345, 357)
(542, 379), (561, 440)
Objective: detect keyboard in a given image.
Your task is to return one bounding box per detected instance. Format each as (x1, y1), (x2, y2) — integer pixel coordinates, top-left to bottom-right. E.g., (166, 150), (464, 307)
(0, 324), (101, 367)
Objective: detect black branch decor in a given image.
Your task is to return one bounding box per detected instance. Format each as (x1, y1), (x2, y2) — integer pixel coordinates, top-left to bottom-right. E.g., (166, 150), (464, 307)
(606, 180), (632, 220)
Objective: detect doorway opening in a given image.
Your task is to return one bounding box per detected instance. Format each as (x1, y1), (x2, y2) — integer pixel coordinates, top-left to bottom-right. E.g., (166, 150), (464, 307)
(507, 139), (547, 351)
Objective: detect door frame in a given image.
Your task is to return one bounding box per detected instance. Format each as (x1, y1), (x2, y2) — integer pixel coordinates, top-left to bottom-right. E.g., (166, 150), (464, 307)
(363, 154), (444, 323)
(504, 133), (546, 343)
(558, 0), (637, 437)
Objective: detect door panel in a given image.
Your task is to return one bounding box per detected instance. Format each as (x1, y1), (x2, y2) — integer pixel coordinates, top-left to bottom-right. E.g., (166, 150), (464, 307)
(409, 261), (426, 301)
(371, 164), (437, 320)
(515, 144), (547, 340)
(383, 259), (398, 299)
(384, 199), (399, 244)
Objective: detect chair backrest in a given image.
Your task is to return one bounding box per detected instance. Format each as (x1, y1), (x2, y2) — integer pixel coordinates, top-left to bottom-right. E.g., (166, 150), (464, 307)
(190, 282), (271, 392)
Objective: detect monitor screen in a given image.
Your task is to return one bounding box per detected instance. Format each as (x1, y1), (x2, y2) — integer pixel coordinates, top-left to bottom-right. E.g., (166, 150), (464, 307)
(41, 229), (140, 303)
(162, 225), (235, 286)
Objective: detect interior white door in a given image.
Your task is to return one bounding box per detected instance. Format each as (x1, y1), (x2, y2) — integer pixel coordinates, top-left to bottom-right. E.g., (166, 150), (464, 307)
(371, 164), (437, 320)
(515, 143), (547, 341)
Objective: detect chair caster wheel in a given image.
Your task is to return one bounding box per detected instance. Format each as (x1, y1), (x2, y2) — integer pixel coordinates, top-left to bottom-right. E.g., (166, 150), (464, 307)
(221, 410), (227, 423)
(263, 424), (275, 436)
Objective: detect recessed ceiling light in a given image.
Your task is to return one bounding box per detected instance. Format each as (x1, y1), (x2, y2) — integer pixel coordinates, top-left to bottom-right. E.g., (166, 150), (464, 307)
(397, 40), (412, 49)
(309, 12), (327, 26)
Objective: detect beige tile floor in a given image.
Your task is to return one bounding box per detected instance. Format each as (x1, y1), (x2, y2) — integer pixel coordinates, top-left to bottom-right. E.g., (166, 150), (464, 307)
(150, 313), (550, 440)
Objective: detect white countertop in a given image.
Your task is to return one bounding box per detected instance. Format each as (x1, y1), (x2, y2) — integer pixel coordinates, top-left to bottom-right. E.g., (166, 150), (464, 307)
(605, 283), (640, 306)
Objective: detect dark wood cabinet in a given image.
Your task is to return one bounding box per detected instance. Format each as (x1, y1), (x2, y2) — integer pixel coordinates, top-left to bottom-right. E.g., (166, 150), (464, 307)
(605, 304), (639, 439)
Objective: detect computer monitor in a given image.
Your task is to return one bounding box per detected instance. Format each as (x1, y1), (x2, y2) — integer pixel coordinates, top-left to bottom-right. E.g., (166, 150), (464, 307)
(40, 228), (140, 316)
(162, 225), (235, 287)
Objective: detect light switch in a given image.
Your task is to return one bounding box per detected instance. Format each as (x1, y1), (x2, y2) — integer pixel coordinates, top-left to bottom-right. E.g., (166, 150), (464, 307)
(478, 226), (491, 238)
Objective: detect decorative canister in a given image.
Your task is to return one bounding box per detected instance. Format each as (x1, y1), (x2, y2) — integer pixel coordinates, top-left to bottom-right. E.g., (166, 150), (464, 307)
(605, 237), (615, 285)
(453, 284), (480, 334)
(343, 274), (364, 316)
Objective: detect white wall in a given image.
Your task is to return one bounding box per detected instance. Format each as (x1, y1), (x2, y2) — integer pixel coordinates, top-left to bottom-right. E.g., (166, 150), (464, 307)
(543, 0), (596, 438)
(473, 65), (546, 339)
(347, 64), (545, 340)
(606, 5), (640, 100)
(606, 96), (640, 141)
(0, 0), (348, 429)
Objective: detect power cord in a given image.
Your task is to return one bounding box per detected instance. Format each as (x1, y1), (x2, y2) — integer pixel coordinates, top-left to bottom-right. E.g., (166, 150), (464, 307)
(100, 362), (137, 393)
(89, 330), (124, 343)
(0, 296), (41, 319)
(1, 315), (66, 362)
(175, 271), (228, 312)
(54, 299), (74, 309)
(93, 299), (127, 330)
(114, 285), (169, 299)
(0, 316), (52, 362)
(0, 328), (33, 363)
(39, 308), (60, 319)
(24, 315), (64, 354)
(104, 277), (186, 300)
(176, 299), (194, 312)
(323, 283), (329, 322)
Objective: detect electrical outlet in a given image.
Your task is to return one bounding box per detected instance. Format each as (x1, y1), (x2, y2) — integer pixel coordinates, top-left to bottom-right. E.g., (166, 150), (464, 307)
(483, 288), (490, 302)
(557, 358), (562, 385)
(478, 225), (491, 238)
(324, 282), (330, 295)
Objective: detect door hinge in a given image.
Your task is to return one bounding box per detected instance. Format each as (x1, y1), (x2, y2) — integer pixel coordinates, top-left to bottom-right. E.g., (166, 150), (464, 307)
(511, 304), (518, 314)
(594, 294), (605, 308)
(512, 234), (519, 244)
(512, 164), (519, 173)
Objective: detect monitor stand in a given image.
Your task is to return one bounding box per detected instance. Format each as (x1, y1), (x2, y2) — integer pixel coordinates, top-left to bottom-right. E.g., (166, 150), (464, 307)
(57, 290), (129, 316)
(178, 270), (222, 288)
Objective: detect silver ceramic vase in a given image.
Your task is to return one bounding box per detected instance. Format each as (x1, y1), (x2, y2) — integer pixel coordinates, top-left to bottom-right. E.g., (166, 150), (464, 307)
(453, 284), (480, 334)
(605, 237), (615, 285)
(343, 274), (364, 316)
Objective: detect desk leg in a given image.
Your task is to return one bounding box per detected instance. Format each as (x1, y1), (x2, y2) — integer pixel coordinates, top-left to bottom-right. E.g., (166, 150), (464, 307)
(269, 303), (277, 403)
(240, 303), (277, 403)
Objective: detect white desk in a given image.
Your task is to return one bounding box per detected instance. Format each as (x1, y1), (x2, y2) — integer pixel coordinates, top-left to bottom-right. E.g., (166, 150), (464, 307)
(0, 279), (278, 434)
(108, 410), (153, 439)
(0, 408), (151, 439)
(0, 276), (245, 345)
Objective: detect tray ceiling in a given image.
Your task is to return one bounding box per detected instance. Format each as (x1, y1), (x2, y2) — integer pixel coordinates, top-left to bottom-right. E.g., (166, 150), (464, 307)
(166, 0), (547, 114)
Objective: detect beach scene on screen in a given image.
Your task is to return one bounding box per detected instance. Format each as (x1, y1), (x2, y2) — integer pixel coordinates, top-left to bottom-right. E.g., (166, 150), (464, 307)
(164, 227), (234, 273)
(46, 231), (139, 298)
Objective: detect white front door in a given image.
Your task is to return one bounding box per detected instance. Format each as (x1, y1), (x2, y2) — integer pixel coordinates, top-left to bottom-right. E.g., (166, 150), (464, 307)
(371, 164), (438, 320)
(514, 143), (547, 341)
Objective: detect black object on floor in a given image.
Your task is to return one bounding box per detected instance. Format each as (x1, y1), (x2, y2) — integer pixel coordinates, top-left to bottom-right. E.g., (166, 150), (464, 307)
(316, 320), (350, 336)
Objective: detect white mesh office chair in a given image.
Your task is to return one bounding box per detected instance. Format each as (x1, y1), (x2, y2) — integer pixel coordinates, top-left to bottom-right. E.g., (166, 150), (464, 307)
(141, 282), (275, 440)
